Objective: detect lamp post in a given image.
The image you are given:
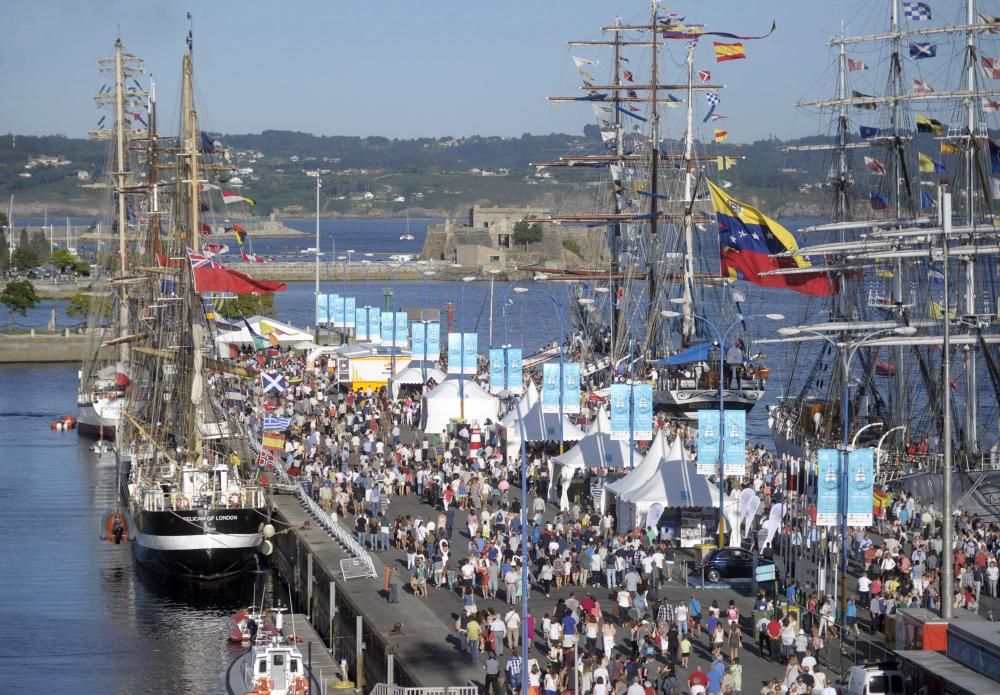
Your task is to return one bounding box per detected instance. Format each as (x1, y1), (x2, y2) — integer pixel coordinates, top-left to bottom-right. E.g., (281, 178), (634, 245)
(776, 324), (917, 635)
(314, 176), (321, 341)
(663, 306), (784, 546)
(530, 284), (568, 454)
(459, 275), (477, 421)
(419, 270), (436, 383)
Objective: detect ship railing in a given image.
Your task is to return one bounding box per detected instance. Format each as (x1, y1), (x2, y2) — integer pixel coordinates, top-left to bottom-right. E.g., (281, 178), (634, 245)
(371, 684), (477, 695)
(877, 451), (1000, 484)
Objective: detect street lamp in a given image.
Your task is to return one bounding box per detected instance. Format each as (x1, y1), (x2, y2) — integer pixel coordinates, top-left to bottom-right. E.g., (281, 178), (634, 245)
(525, 283), (568, 454)
(776, 324), (916, 634)
(459, 275), (477, 421)
(419, 269), (437, 383)
(662, 305), (785, 546)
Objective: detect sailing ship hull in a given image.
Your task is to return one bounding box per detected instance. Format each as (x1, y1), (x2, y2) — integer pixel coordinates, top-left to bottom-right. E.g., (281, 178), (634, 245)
(76, 403), (118, 440)
(655, 387), (764, 419)
(129, 506), (263, 580)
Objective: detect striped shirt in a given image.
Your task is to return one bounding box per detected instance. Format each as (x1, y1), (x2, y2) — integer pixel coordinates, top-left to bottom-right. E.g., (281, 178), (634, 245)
(506, 657), (522, 676)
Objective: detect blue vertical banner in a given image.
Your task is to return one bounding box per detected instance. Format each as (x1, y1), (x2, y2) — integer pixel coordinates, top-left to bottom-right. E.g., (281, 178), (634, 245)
(332, 295), (346, 328)
(489, 348), (506, 393)
(411, 322), (426, 359)
(344, 297), (356, 328)
(380, 312), (393, 344)
(541, 363), (561, 413)
(847, 448), (875, 527)
(722, 410), (747, 477)
(447, 333), (462, 374)
(316, 294), (330, 325)
(355, 307), (368, 340)
(426, 322), (441, 359)
(506, 348), (523, 394)
(461, 332), (478, 374)
(816, 448), (842, 527)
(368, 308), (381, 344)
(394, 311), (408, 347)
(562, 362), (582, 414)
(609, 383), (630, 441)
(632, 383), (653, 440)
(697, 410), (721, 476)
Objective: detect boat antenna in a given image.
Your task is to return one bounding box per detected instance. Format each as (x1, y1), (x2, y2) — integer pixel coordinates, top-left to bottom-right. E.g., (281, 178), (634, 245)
(287, 583), (297, 642)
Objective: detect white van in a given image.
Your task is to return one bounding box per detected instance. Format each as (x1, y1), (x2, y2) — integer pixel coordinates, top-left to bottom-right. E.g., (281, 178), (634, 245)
(845, 663), (906, 695)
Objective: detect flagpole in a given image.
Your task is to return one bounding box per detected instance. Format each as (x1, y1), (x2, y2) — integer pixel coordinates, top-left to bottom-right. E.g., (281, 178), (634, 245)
(314, 175), (321, 342)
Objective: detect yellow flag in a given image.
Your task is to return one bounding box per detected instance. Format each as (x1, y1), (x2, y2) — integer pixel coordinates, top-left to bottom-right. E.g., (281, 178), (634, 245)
(940, 142), (957, 155)
(714, 129), (728, 143)
(716, 156), (736, 170)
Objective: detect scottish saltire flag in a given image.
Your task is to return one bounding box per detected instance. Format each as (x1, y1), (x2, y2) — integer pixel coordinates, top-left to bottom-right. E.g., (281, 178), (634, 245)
(261, 371), (287, 394)
(909, 42), (937, 59)
(263, 415), (291, 431)
(902, 2), (931, 21)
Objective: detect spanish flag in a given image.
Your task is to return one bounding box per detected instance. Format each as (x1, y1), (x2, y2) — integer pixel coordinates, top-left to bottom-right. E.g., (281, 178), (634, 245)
(707, 180), (838, 296)
(714, 129), (729, 143)
(262, 432), (286, 452)
(713, 42), (746, 62)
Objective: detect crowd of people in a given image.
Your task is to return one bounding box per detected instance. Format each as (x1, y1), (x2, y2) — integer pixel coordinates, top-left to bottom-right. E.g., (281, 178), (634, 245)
(226, 344), (996, 695)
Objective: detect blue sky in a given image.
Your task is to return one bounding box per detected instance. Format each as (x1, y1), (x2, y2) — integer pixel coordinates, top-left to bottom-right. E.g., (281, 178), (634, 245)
(0, 0), (962, 143)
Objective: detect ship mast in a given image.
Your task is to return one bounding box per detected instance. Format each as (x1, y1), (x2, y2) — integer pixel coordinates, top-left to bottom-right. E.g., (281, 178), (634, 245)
(961, 0), (979, 452)
(645, 0), (662, 358)
(680, 42), (696, 344)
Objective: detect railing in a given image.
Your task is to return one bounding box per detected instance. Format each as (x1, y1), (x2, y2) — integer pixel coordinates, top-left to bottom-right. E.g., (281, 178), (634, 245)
(370, 684), (478, 695)
(296, 481), (377, 580)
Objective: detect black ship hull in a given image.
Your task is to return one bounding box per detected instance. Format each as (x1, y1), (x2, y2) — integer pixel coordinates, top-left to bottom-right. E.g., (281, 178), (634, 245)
(129, 506), (263, 580)
(654, 387), (764, 419)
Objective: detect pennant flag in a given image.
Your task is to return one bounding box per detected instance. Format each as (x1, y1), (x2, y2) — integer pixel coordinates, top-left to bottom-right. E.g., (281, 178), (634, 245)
(186, 249), (287, 294)
(262, 431), (286, 452)
(912, 79), (935, 95)
(572, 56), (598, 68)
(860, 126), (882, 138)
(919, 152), (945, 174)
(714, 42), (746, 62)
(902, 2), (932, 21)
(847, 58), (868, 72)
(263, 415), (291, 431)
(716, 156), (737, 170)
(982, 56), (1000, 79)
(852, 90), (878, 110)
(989, 140), (1000, 175)
(706, 92), (720, 106)
(909, 42), (937, 59)
(261, 371), (288, 394)
(703, 105), (717, 123)
(710, 113), (729, 121)
(920, 191), (937, 210)
(980, 14), (1000, 33)
(707, 180), (836, 296)
(222, 190), (256, 206)
(984, 98), (1000, 112)
(699, 70), (711, 82)
(616, 105), (647, 122)
(940, 141), (957, 155)
(916, 114), (944, 134)
(870, 192), (890, 210)
(664, 20), (776, 41)
(864, 156), (886, 175)
(714, 129), (728, 143)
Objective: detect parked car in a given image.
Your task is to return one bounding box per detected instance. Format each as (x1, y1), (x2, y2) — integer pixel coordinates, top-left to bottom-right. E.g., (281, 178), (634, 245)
(701, 547), (774, 583)
(843, 662), (906, 695)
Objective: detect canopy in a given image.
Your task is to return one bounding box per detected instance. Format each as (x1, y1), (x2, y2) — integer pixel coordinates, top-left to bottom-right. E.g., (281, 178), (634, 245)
(653, 342), (714, 366)
(390, 363), (446, 398)
(605, 428), (670, 498)
(500, 380), (540, 429)
(420, 376), (500, 434)
(215, 315), (315, 353)
(553, 407), (637, 471)
(504, 399), (586, 455)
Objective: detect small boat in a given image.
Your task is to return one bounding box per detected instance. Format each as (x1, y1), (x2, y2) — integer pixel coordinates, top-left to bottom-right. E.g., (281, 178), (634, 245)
(226, 613), (319, 695)
(227, 606), (265, 643)
(91, 440), (114, 454)
(399, 234), (414, 241)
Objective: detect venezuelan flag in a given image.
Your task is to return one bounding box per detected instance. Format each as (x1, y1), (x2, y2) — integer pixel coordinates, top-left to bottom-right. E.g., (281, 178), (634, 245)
(713, 42), (746, 62)
(707, 180), (837, 296)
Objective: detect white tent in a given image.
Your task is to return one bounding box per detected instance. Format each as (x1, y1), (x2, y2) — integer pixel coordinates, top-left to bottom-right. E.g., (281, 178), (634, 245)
(390, 363), (446, 398)
(552, 407), (637, 471)
(500, 380), (539, 429)
(215, 316), (315, 354)
(605, 429), (671, 498)
(504, 399), (586, 457)
(606, 432), (720, 533)
(421, 376), (500, 434)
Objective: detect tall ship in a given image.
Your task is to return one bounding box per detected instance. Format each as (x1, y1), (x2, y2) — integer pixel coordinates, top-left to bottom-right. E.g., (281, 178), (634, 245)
(538, 2), (793, 416)
(115, 27), (281, 579)
(764, 1), (1000, 516)
(76, 38), (146, 439)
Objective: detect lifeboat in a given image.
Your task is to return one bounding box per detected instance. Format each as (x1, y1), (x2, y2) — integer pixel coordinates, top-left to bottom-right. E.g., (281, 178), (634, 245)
(51, 415), (77, 430)
(99, 511), (129, 544)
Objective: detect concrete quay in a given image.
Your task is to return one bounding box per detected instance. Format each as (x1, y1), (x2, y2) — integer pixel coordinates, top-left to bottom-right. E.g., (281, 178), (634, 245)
(0, 329), (107, 363)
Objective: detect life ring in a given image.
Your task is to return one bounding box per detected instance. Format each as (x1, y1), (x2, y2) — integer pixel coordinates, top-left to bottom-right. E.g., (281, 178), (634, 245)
(177, 496), (191, 511)
(228, 492), (242, 508)
(291, 676), (310, 694)
(61, 415), (77, 428)
(51, 421), (63, 431)
(254, 676), (274, 694)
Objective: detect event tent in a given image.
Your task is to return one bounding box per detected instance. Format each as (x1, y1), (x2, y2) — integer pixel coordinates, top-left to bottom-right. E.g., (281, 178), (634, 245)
(552, 407), (637, 471)
(390, 363), (446, 398)
(215, 316), (315, 354)
(420, 376), (500, 434)
(606, 432), (719, 532)
(503, 399), (586, 457)
(499, 381), (539, 429)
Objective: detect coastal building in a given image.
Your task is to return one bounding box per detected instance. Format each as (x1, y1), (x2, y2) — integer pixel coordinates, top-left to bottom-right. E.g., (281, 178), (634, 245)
(420, 205), (608, 270)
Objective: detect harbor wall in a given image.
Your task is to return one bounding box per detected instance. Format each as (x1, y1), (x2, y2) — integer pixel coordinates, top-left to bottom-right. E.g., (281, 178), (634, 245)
(0, 331), (106, 363)
(269, 505), (417, 690)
